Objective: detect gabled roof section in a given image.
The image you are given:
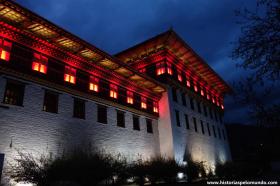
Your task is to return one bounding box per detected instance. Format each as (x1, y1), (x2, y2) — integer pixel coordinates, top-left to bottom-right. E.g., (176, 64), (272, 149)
(0, 0), (165, 95)
(116, 29), (232, 94)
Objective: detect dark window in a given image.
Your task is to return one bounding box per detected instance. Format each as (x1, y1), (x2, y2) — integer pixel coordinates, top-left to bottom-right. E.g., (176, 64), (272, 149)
(190, 97), (194, 110)
(218, 127), (221, 139)
(193, 117), (198, 132)
(3, 80), (25, 106)
(182, 93), (186, 106)
(207, 123), (211, 136)
(175, 110), (180, 127)
(0, 153), (4, 180)
(43, 90), (58, 113)
(185, 114), (190, 129)
(222, 129), (226, 140)
(172, 88), (177, 102)
(133, 115), (140, 131)
(146, 119), (153, 133)
(73, 98), (85, 119)
(197, 101), (201, 113)
(200, 120), (205, 134)
(203, 105), (208, 117)
(212, 125), (217, 138)
(117, 110), (125, 128)
(97, 105), (107, 124)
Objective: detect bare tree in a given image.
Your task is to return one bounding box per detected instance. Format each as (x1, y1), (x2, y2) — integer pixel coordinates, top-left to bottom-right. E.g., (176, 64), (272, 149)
(232, 0), (280, 127)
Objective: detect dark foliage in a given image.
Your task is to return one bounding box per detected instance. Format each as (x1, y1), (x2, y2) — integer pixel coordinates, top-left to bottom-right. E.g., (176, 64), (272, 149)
(232, 0), (280, 127)
(8, 150), (128, 186)
(233, 0), (280, 82)
(183, 155), (206, 183)
(215, 160), (266, 179)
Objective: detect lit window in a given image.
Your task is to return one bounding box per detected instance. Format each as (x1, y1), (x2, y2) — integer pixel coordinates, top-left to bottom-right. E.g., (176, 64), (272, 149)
(0, 39), (12, 62)
(89, 76), (98, 92)
(177, 71), (182, 82)
(212, 97), (215, 103)
(156, 62), (165, 75)
(200, 89), (204, 96)
(167, 63), (173, 75)
(32, 53), (48, 74)
(221, 105), (224, 109)
(217, 100), (220, 106)
(139, 68), (146, 73)
(153, 101), (158, 113)
(207, 94), (210, 100)
(186, 79), (191, 87)
(110, 84), (118, 99)
(194, 85), (198, 92)
(127, 91), (133, 104)
(64, 66), (76, 84)
(141, 97), (147, 109)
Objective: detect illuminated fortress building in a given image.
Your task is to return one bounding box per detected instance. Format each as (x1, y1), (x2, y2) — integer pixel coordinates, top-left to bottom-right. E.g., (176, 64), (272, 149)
(0, 0), (231, 183)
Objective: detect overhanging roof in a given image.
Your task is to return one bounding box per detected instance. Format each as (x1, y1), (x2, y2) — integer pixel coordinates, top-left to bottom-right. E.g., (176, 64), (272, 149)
(0, 0), (165, 95)
(116, 29), (232, 95)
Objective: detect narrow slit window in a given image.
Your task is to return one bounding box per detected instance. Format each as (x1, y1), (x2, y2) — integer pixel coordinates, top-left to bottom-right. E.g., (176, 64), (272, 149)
(153, 101), (158, 113)
(186, 77), (191, 87)
(156, 62), (165, 75)
(167, 63), (173, 75)
(64, 66), (76, 84)
(141, 97), (147, 109)
(200, 88), (204, 96)
(127, 91), (133, 104)
(89, 76), (99, 92)
(110, 84), (118, 99)
(32, 53), (48, 74)
(0, 39), (12, 62)
(177, 71), (182, 82)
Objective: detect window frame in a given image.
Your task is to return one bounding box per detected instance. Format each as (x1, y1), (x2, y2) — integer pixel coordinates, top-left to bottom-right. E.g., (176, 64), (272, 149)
(97, 104), (107, 124)
(73, 98), (86, 119)
(146, 118), (153, 133)
(3, 80), (25, 106)
(43, 90), (59, 113)
(133, 115), (140, 131)
(116, 110), (125, 128)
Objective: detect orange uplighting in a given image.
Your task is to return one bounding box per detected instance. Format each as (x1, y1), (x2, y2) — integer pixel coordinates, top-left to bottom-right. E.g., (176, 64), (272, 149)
(110, 84), (118, 99)
(153, 102), (158, 113)
(167, 63), (173, 75)
(127, 91), (133, 104)
(0, 40), (12, 62)
(89, 76), (98, 92)
(64, 66), (76, 84)
(32, 53), (48, 74)
(141, 97), (147, 109)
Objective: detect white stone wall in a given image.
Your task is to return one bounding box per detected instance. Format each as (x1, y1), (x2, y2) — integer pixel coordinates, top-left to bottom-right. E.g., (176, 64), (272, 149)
(162, 87), (231, 170)
(0, 76), (160, 183)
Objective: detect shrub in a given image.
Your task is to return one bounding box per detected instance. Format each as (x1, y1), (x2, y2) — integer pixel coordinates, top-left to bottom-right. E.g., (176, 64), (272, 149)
(129, 157), (183, 185)
(215, 160), (264, 179)
(8, 149), (127, 186)
(184, 155), (206, 183)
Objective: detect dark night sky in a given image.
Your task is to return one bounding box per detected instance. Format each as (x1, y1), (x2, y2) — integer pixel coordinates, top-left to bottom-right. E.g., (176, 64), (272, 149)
(16, 0), (259, 124)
